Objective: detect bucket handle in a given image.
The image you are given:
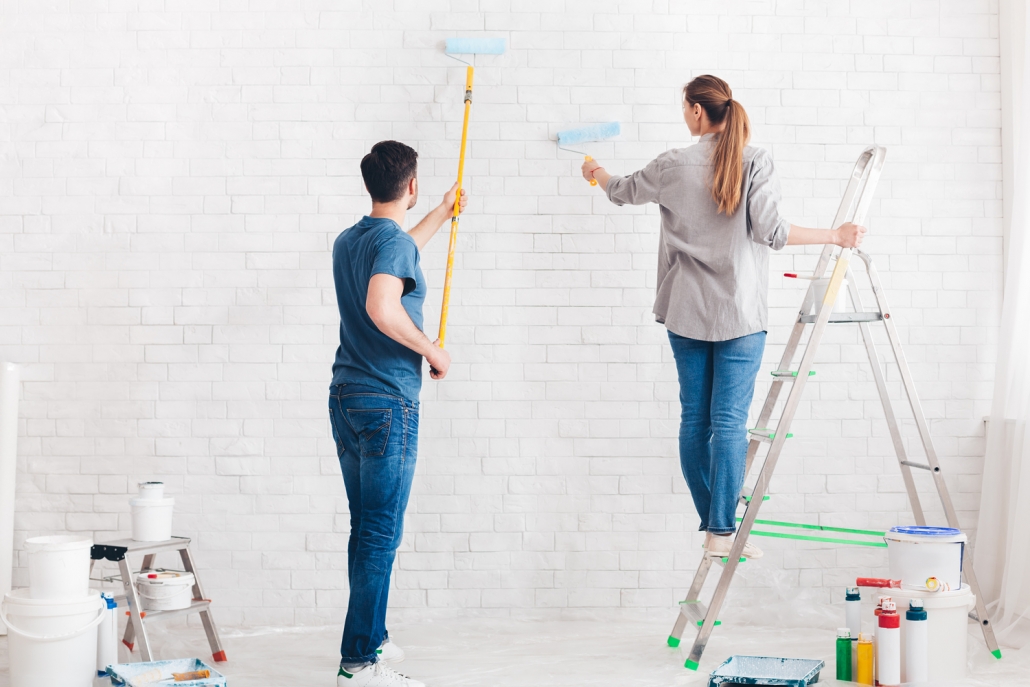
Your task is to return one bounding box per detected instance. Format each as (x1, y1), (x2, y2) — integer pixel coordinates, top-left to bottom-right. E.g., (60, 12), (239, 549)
(0, 602), (105, 643)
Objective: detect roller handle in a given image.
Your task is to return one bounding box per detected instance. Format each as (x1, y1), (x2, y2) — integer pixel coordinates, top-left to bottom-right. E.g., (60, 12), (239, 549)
(856, 577), (901, 588)
(585, 156), (598, 186)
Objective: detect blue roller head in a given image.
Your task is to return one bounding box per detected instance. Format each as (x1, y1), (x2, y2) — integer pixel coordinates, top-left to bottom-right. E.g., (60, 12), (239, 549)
(445, 37), (507, 55)
(557, 122), (621, 146)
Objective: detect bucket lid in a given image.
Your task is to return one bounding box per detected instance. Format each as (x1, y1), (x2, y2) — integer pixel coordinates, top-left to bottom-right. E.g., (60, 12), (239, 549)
(24, 534), (93, 552)
(135, 570), (195, 587)
(3, 588), (102, 615)
(129, 496), (175, 507)
(885, 525), (967, 543)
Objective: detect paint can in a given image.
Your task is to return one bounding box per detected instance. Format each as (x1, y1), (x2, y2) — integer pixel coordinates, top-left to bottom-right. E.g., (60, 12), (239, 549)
(136, 570), (195, 611)
(137, 481), (165, 500)
(0, 588), (104, 687)
(24, 535), (92, 599)
(130, 496), (174, 541)
(884, 584), (975, 682)
(884, 525), (966, 592)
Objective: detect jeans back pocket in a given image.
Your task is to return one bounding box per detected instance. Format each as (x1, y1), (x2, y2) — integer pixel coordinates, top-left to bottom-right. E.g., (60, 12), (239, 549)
(345, 408), (393, 457)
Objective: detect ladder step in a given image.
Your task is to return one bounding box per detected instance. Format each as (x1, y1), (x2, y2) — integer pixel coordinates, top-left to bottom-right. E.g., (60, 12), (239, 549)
(678, 599), (707, 624)
(741, 494), (771, 503)
(799, 312), (883, 324)
(749, 428), (793, 442)
(771, 370), (816, 378)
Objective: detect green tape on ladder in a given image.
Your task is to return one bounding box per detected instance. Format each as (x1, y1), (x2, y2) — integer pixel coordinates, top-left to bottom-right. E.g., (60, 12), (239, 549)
(685, 659), (699, 671)
(742, 495), (771, 502)
(772, 370), (816, 377)
(735, 517), (888, 547)
(992, 649), (1002, 659)
(696, 619), (721, 627)
(667, 635), (680, 648)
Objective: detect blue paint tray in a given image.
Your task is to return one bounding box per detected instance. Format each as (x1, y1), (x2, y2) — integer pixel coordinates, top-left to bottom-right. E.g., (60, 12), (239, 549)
(107, 658), (226, 687)
(708, 655), (824, 686)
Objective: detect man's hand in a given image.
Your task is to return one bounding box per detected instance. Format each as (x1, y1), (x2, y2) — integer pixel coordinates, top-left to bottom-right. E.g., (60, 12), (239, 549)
(443, 182), (468, 215)
(426, 340), (450, 380)
(834, 222), (867, 249)
(581, 158), (602, 182)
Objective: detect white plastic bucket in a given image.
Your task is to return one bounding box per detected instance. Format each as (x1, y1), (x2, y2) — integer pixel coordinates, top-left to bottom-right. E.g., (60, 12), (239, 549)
(136, 570), (195, 611)
(137, 481), (165, 500)
(804, 277), (849, 314)
(0, 588), (104, 687)
(24, 535), (92, 600)
(884, 525), (966, 591)
(130, 496), (174, 541)
(883, 584), (976, 682)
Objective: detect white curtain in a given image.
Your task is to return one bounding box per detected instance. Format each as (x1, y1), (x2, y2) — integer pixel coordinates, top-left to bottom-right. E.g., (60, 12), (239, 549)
(974, 0), (1030, 650)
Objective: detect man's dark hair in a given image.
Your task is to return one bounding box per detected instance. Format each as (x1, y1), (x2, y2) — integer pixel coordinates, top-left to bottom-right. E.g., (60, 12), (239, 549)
(360, 140), (418, 203)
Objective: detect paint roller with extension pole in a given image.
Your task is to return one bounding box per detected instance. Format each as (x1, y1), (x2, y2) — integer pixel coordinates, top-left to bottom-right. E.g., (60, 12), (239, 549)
(557, 122), (621, 186)
(437, 37), (506, 348)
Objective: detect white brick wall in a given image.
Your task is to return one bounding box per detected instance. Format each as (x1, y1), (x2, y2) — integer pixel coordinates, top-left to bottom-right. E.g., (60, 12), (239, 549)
(0, 0), (1002, 625)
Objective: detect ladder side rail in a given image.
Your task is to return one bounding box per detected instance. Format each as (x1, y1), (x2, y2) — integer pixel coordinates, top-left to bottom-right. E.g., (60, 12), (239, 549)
(669, 555), (715, 643)
(845, 263), (927, 525)
(862, 252), (1001, 657)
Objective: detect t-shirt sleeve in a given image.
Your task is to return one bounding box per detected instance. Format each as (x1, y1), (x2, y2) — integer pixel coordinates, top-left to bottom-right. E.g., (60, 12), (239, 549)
(746, 148), (790, 251)
(371, 234), (419, 296)
(605, 155), (663, 206)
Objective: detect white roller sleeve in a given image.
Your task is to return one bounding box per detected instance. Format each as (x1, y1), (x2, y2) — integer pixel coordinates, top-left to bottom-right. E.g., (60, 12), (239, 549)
(0, 362), (21, 636)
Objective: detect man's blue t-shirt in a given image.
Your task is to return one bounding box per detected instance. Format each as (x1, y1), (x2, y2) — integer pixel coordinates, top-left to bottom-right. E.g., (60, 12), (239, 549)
(331, 216), (426, 401)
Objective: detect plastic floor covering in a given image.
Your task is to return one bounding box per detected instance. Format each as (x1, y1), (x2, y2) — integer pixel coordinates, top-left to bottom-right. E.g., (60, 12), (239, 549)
(1, 614), (1027, 686)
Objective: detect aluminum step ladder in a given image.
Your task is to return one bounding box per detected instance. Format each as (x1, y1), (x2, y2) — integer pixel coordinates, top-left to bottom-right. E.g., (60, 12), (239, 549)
(89, 536), (227, 663)
(668, 145), (1001, 670)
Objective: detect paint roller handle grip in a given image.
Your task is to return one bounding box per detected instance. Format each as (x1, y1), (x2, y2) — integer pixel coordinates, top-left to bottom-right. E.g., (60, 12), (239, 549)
(585, 156), (598, 186)
(856, 577), (901, 588)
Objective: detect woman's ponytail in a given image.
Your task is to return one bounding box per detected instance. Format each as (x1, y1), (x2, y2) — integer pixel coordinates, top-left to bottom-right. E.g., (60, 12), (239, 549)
(683, 76), (751, 215)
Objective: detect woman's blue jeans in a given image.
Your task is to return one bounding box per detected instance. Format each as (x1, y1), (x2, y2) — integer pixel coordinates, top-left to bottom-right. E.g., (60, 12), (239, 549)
(329, 383), (419, 666)
(668, 331), (766, 534)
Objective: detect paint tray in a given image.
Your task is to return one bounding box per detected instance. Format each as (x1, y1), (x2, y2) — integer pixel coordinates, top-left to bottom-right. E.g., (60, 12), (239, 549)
(708, 655), (824, 687)
(107, 658), (227, 687)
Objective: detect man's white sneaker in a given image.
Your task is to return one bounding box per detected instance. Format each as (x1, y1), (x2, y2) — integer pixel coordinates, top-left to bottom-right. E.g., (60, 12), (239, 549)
(377, 639), (405, 663)
(705, 533), (763, 559)
(338, 662), (425, 687)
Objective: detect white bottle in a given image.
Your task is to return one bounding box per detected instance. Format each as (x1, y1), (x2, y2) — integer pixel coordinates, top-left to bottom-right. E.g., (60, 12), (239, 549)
(903, 599), (928, 683)
(97, 592), (119, 676)
(877, 599), (901, 687)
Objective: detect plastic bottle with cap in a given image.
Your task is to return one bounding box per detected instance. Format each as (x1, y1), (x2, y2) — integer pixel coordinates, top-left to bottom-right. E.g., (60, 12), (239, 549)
(845, 587), (861, 680)
(856, 632), (874, 685)
(903, 599), (928, 683)
(873, 594), (891, 683)
(877, 599), (901, 687)
(97, 592), (119, 676)
(836, 627), (852, 681)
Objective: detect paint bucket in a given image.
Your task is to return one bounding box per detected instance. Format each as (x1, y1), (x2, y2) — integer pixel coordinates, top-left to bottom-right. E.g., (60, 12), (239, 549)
(24, 535), (92, 599)
(0, 588), (104, 687)
(136, 570), (195, 611)
(882, 584), (975, 682)
(137, 481), (165, 500)
(803, 278), (849, 314)
(130, 496), (174, 541)
(884, 525), (966, 591)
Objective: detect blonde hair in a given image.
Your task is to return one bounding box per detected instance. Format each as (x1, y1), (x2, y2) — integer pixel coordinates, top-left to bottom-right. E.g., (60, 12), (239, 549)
(683, 75), (751, 215)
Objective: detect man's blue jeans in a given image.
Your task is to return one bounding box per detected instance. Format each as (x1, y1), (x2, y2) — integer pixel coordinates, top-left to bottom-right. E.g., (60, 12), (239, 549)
(668, 331), (765, 534)
(329, 383), (419, 666)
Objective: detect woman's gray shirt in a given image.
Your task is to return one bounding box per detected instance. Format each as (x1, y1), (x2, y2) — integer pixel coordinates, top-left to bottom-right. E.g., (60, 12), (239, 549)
(605, 134), (790, 342)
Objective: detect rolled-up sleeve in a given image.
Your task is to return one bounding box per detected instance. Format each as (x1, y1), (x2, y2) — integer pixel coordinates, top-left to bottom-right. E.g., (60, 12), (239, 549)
(605, 156), (663, 206)
(746, 149), (790, 251)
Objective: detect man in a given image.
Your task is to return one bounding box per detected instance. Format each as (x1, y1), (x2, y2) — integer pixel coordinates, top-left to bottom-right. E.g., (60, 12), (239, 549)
(329, 140), (465, 687)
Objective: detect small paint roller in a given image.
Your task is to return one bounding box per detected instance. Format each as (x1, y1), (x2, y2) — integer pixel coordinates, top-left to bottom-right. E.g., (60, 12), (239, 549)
(556, 121), (621, 186)
(437, 37), (507, 348)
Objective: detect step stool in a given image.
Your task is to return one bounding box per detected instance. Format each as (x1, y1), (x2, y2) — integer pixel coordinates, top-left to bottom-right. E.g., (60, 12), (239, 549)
(89, 536), (227, 663)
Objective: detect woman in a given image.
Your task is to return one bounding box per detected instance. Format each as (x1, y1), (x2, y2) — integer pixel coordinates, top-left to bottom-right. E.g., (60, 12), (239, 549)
(582, 75), (865, 559)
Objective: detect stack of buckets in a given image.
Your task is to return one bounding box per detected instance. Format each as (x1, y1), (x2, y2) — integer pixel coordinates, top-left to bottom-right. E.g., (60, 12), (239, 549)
(0, 535), (103, 687)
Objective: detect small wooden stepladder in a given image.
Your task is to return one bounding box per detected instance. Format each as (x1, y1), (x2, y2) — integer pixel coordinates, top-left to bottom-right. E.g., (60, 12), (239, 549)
(667, 145), (1002, 670)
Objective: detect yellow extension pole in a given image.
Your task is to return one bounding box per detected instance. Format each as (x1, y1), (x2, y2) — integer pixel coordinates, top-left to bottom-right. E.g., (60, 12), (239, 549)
(438, 65), (473, 347)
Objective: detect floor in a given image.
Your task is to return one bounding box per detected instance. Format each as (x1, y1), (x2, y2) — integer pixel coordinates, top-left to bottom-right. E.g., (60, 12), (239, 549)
(1, 613), (1027, 686)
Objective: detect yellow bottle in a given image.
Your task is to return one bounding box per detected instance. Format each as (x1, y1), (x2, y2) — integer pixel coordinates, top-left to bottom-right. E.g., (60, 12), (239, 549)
(856, 632), (874, 685)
